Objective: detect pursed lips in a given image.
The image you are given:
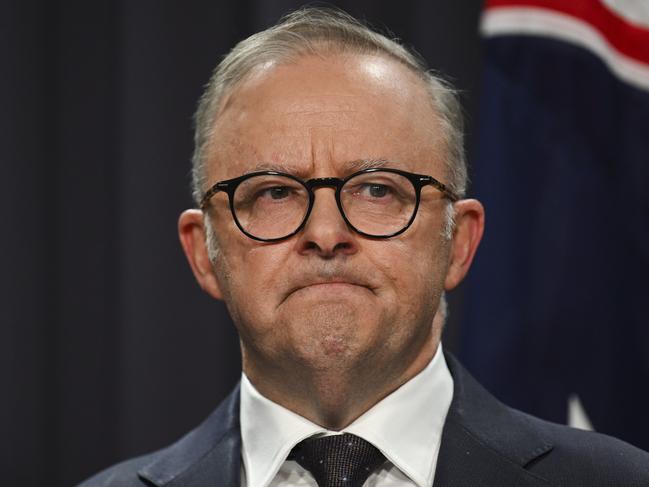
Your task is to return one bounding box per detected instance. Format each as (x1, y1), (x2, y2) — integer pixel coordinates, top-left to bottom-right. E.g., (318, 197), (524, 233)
(301, 281), (362, 290)
(282, 278), (376, 304)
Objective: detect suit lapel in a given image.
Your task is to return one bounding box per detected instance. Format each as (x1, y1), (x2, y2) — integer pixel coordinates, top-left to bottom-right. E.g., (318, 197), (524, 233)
(137, 384), (242, 487)
(434, 354), (555, 487)
(433, 418), (554, 487)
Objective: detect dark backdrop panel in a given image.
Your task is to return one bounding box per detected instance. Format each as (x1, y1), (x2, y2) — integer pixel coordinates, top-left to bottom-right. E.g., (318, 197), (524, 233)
(1, 1), (483, 485)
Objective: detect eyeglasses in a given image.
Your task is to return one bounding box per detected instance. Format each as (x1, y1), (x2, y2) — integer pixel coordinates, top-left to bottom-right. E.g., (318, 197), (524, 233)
(200, 167), (459, 242)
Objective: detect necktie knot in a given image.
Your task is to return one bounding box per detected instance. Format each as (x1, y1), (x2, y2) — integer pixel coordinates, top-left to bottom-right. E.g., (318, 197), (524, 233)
(289, 433), (386, 487)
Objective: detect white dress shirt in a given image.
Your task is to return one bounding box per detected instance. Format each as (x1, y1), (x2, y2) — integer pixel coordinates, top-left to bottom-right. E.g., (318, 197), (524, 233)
(240, 344), (454, 487)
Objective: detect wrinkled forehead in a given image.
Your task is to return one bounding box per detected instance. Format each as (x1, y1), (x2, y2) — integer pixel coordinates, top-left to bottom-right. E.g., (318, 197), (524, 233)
(206, 52), (446, 181)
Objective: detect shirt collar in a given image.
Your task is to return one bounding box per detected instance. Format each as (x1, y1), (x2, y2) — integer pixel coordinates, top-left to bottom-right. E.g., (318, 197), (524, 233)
(240, 374), (326, 487)
(240, 344), (454, 487)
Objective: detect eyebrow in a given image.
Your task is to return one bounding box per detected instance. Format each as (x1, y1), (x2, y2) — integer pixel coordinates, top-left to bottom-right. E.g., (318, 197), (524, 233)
(250, 162), (307, 175)
(347, 158), (391, 171)
(250, 158), (395, 177)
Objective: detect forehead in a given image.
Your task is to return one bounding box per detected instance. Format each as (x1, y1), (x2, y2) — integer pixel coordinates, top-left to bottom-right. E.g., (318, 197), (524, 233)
(207, 52), (445, 180)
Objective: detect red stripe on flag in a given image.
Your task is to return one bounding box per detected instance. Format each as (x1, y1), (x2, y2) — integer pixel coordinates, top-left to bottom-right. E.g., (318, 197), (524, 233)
(485, 0), (649, 65)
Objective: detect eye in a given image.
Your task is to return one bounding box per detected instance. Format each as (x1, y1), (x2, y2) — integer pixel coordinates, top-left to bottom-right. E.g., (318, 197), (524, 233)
(365, 184), (390, 198)
(353, 182), (394, 199)
(264, 186), (291, 200)
(234, 174), (307, 211)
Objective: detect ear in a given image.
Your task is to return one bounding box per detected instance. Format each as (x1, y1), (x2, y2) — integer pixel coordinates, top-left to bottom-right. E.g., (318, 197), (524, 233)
(178, 209), (223, 300)
(444, 199), (485, 291)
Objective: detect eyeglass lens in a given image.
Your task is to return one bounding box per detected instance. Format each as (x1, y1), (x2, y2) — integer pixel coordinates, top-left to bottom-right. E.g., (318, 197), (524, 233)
(232, 171), (417, 240)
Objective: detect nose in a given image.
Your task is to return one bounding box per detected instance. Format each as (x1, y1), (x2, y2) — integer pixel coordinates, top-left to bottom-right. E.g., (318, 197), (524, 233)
(295, 187), (358, 258)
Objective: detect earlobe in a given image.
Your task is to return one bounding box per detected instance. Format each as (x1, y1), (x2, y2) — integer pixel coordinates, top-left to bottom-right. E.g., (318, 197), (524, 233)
(178, 209), (224, 300)
(444, 199), (485, 291)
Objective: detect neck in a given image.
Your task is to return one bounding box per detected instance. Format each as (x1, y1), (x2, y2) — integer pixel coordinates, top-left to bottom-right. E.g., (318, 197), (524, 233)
(242, 330), (441, 430)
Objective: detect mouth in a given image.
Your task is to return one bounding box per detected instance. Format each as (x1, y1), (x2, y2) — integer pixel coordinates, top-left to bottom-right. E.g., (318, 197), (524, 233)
(282, 279), (375, 304)
(300, 281), (364, 291)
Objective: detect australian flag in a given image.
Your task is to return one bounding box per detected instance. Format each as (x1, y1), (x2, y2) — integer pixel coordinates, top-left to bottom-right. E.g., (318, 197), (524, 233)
(460, 0), (649, 451)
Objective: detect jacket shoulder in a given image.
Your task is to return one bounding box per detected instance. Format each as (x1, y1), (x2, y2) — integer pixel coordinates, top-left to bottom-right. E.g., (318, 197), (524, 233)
(515, 408), (649, 485)
(442, 353), (649, 486)
(76, 453), (158, 487)
(76, 384), (241, 487)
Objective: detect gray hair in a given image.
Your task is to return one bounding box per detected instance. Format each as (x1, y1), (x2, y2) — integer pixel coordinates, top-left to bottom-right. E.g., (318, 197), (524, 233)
(190, 7), (468, 209)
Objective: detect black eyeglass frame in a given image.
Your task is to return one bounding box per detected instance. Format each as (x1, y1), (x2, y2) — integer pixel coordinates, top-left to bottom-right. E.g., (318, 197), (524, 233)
(199, 167), (459, 242)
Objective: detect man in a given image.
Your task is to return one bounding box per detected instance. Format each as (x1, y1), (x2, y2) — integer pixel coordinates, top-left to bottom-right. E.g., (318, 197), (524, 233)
(80, 7), (649, 487)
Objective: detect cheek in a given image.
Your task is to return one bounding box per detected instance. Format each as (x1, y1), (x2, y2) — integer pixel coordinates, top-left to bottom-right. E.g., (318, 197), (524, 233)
(370, 237), (437, 281)
(215, 262), (279, 352)
(215, 242), (292, 324)
(369, 237), (447, 310)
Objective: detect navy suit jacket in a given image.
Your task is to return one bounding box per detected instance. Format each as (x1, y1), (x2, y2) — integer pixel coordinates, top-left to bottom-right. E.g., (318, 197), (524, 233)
(79, 353), (649, 486)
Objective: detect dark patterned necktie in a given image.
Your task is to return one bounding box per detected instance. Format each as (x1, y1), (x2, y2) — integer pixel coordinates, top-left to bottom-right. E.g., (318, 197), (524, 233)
(289, 433), (386, 487)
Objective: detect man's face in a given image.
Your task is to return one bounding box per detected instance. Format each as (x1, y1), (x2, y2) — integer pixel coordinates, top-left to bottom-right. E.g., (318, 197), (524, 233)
(200, 53), (456, 386)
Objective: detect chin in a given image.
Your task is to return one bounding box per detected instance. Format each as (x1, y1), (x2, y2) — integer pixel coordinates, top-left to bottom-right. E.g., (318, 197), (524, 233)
(289, 325), (377, 371)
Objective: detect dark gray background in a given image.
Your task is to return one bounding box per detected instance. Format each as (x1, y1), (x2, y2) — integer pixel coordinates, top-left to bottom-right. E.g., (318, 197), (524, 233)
(1, 1), (483, 485)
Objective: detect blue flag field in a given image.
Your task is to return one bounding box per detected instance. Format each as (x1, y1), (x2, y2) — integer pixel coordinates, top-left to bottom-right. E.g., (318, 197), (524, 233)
(461, 0), (649, 451)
